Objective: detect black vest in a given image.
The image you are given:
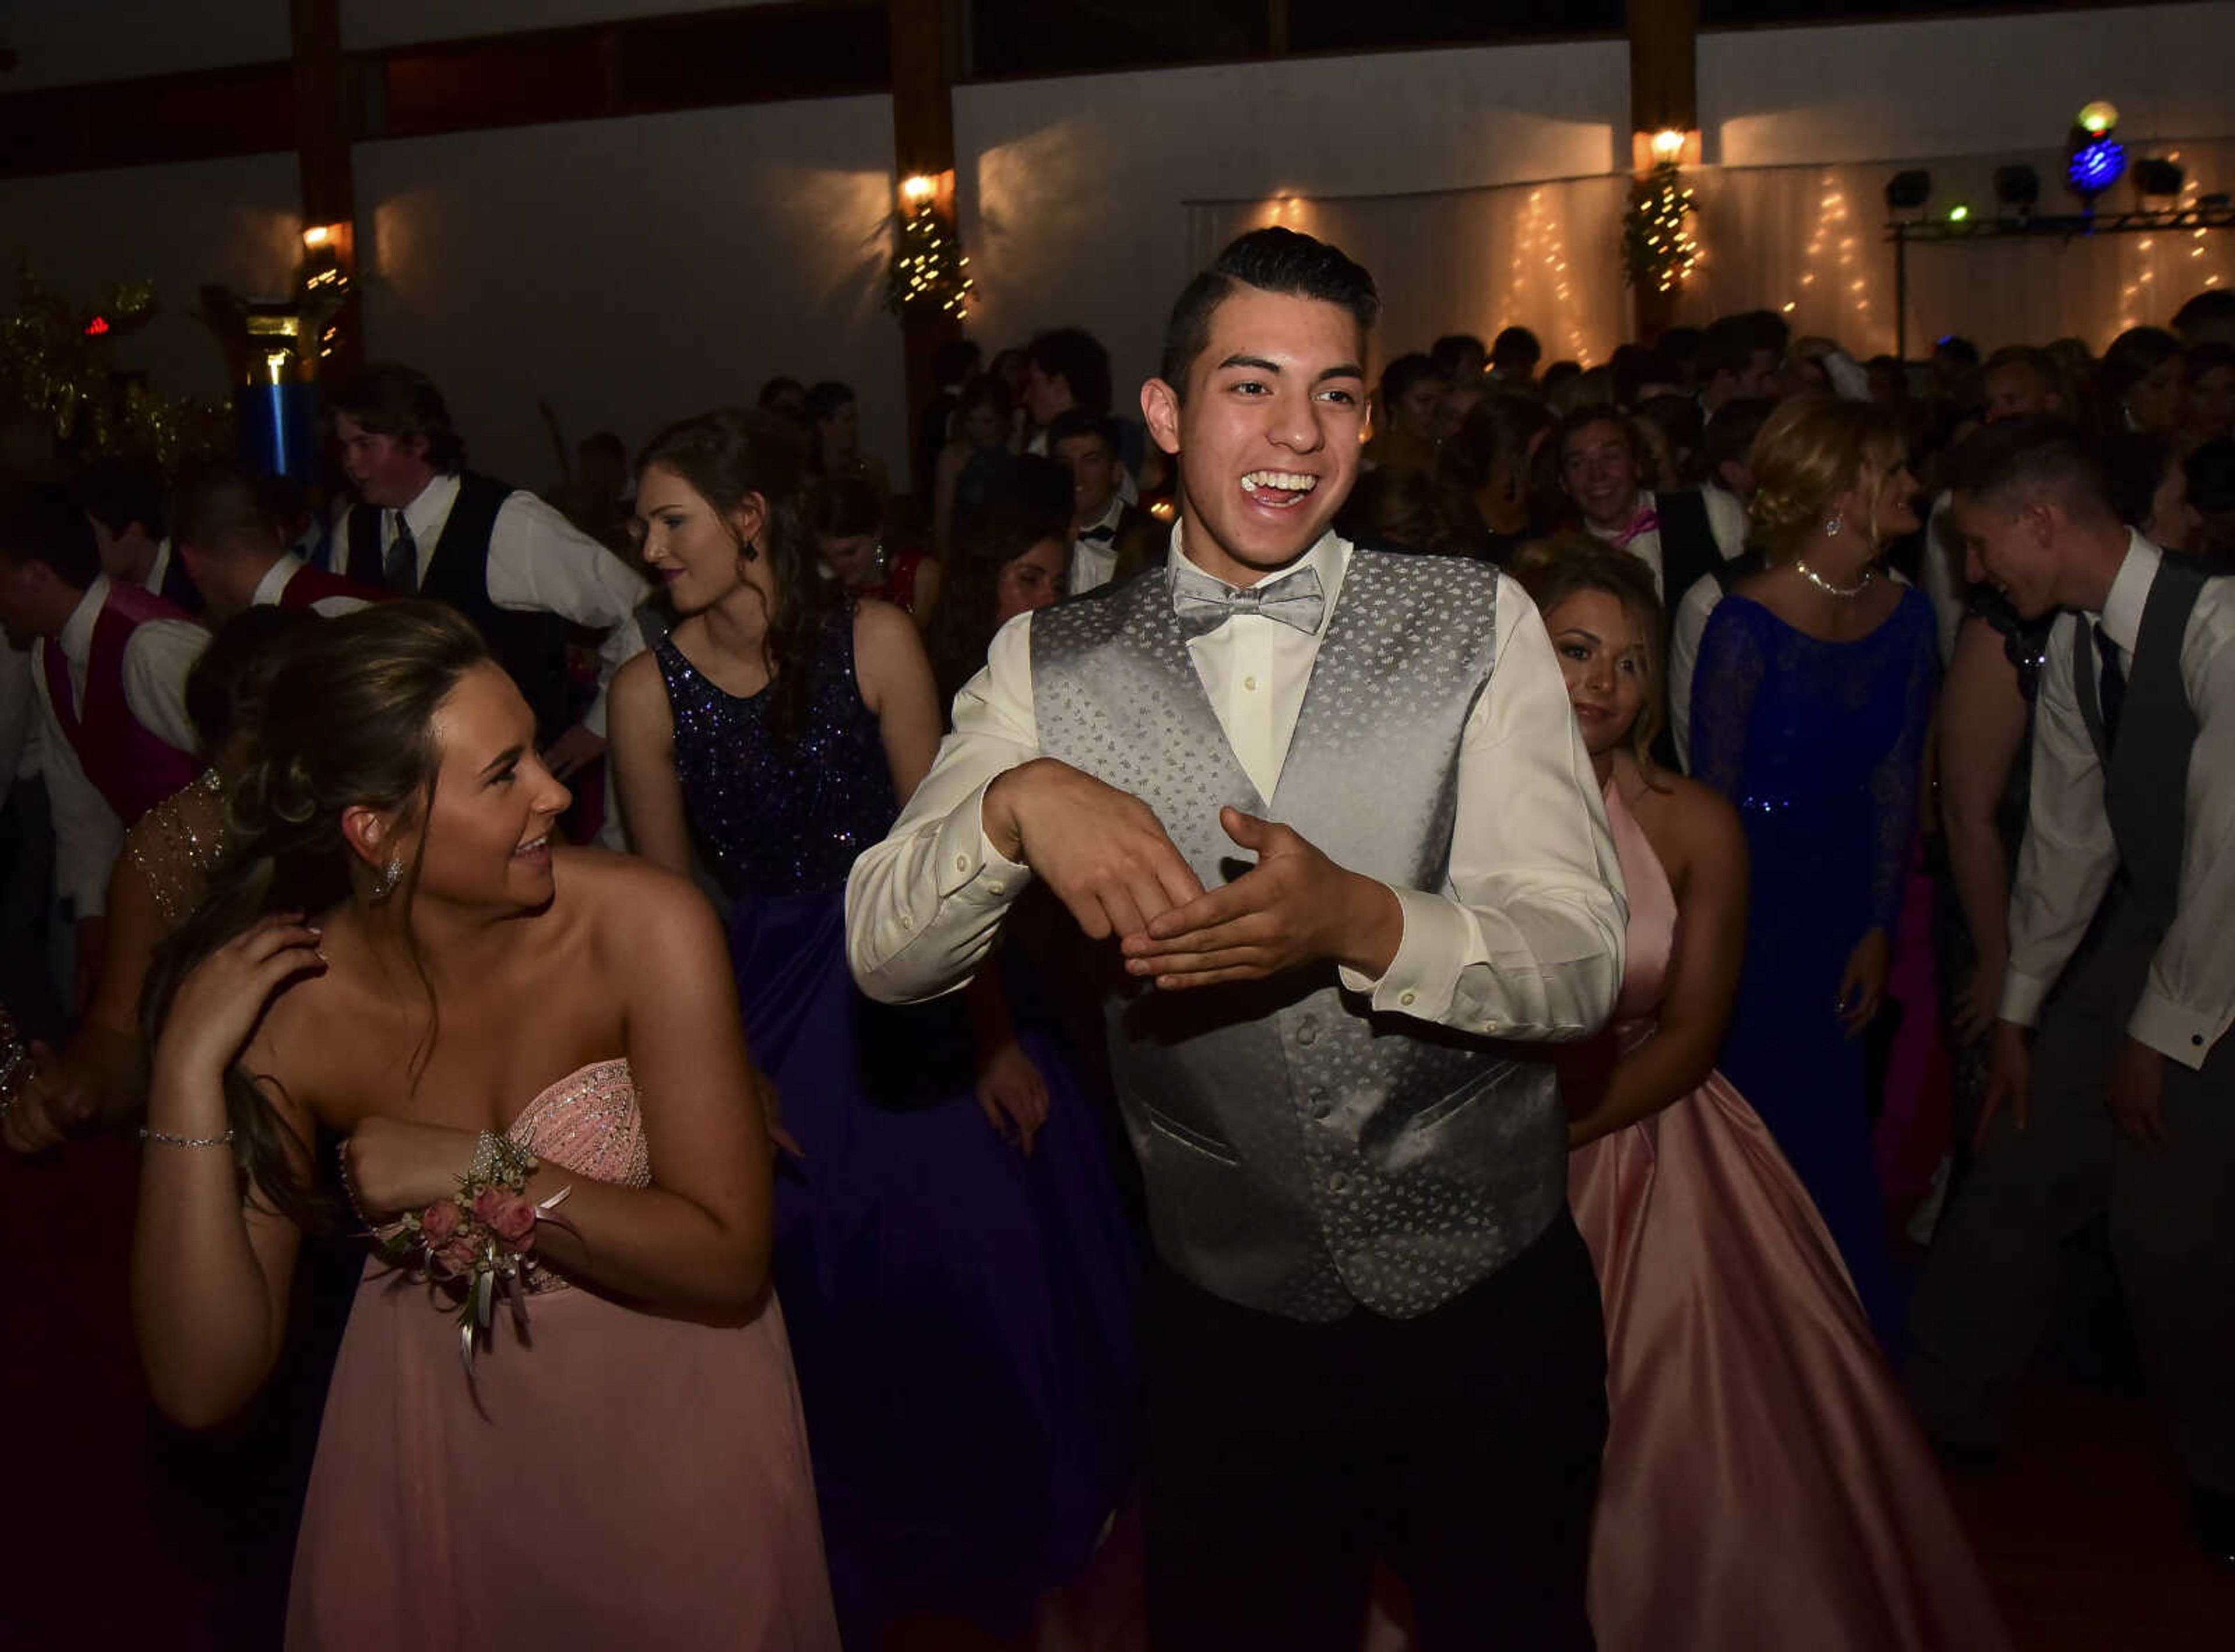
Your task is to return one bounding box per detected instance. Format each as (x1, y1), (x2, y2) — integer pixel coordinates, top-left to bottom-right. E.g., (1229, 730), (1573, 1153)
(2073, 554), (2217, 939)
(1655, 489), (1722, 614)
(347, 474), (576, 741)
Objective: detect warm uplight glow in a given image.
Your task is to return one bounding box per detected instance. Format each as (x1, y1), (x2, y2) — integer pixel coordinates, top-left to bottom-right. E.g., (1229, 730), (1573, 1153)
(303, 225), (331, 248)
(2077, 101), (2119, 136)
(1650, 128), (1686, 162)
(899, 175), (937, 207)
(1948, 204), (1970, 222)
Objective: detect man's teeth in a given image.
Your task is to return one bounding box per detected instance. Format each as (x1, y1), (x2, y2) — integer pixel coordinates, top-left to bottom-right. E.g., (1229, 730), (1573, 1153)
(1243, 471), (1318, 493)
(516, 835), (548, 854)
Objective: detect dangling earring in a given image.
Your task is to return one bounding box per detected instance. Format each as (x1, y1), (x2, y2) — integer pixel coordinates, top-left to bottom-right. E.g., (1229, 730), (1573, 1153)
(1824, 515), (1843, 538)
(371, 852), (404, 901)
(739, 539), (761, 564)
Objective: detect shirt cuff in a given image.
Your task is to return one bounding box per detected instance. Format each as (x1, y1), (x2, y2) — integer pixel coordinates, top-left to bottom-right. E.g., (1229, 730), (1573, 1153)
(2128, 985), (2222, 1072)
(934, 779), (1033, 901)
(1998, 968), (2052, 1029)
(1336, 884), (1466, 1022)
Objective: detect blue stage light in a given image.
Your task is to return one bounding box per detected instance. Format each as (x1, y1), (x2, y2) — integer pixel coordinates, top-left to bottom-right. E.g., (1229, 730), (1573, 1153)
(2068, 137), (2127, 198)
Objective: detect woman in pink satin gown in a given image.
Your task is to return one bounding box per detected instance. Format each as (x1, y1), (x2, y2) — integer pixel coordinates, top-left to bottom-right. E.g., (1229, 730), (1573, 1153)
(1516, 542), (2012, 1651)
(133, 603), (839, 1650)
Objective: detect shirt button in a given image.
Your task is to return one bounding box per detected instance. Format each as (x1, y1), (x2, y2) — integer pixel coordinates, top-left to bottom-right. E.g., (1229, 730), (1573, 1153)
(899, 914), (914, 931)
(1296, 1018), (1319, 1047)
(1483, 1021), (1500, 1035)
(1244, 674), (1259, 691)
(1399, 990), (1417, 1007)
(987, 880), (1005, 896)
(2194, 1035), (2206, 1047)
(1309, 1088), (1332, 1120)
(955, 854), (971, 873)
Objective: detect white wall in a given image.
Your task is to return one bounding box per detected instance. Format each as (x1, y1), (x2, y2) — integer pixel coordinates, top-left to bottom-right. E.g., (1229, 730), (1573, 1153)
(1, 1), (289, 90)
(953, 40), (1630, 397)
(1701, 3), (2235, 166)
(353, 95), (902, 488)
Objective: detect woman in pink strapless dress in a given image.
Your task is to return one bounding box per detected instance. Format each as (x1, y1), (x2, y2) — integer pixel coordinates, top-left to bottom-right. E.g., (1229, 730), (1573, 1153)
(1516, 542), (2011, 1651)
(133, 604), (838, 1650)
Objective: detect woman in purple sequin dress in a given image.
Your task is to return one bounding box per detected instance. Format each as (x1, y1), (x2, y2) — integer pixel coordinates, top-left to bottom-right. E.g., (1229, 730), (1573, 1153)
(608, 410), (1137, 1647)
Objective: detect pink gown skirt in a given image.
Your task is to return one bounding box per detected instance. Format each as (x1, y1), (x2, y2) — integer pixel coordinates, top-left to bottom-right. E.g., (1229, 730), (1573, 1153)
(1569, 1070), (2010, 1651)
(287, 1270), (838, 1650)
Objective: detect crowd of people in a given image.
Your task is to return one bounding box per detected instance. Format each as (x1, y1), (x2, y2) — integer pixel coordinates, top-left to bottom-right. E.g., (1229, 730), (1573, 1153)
(1, 223), (2232, 1651)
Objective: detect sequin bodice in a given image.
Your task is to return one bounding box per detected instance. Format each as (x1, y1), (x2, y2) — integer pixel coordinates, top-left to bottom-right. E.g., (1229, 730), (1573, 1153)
(658, 606), (900, 898)
(126, 769), (228, 929)
(506, 1058), (649, 1189)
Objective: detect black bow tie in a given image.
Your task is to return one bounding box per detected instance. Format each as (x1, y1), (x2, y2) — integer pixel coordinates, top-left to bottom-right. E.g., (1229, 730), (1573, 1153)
(1079, 524), (1117, 544)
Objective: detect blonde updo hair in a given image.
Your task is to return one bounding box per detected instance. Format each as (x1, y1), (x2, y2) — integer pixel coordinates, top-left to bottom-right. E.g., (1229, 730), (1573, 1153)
(1510, 535), (1668, 779)
(1746, 395), (1907, 563)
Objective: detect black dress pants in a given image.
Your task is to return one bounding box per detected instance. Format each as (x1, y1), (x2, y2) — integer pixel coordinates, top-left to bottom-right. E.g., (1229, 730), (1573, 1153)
(1141, 1210), (1607, 1652)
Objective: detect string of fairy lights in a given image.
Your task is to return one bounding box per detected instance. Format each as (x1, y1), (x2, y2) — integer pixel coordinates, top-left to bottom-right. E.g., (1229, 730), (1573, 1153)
(886, 173), (974, 321)
(1622, 160), (1700, 295)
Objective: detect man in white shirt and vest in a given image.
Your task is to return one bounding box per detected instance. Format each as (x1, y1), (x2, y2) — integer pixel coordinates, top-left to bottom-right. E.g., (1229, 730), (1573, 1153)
(0, 483), (204, 1011)
(847, 228), (1625, 1647)
(172, 461), (384, 624)
(331, 364), (647, 780)
(1910, 416), (2235, 1567)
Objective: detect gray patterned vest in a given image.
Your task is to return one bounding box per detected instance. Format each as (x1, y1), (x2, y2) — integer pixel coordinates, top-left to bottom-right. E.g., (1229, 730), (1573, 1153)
(1031, 549), (1570, 1321)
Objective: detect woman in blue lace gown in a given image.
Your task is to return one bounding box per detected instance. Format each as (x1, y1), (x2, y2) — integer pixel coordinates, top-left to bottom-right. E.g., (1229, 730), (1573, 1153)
(607, 410), (1137, 1647)
(1691, 397), (1939, 1354)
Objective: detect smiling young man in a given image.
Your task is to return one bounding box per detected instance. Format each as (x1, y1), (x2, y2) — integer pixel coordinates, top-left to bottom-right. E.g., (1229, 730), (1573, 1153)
(1910, 415), (2235, 1566)
(846, 228), (1624, 1647)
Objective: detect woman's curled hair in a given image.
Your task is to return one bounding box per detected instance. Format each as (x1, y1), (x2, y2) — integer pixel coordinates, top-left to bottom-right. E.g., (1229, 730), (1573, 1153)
(144, 602), (496, 1225)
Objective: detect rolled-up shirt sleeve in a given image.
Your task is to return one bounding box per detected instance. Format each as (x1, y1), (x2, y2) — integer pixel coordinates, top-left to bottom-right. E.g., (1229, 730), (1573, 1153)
(1335, 575), (1627, 1041)
(846, 614), (1040, 1002)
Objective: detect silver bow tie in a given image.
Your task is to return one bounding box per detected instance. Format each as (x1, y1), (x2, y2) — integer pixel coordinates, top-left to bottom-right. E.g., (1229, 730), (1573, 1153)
(1169, 562), (1326, 640)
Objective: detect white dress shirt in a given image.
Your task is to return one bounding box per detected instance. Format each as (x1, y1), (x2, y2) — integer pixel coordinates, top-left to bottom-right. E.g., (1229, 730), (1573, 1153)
(250, 554), (373, 619)
(1922, 491), (1966, 666)
(31, 576), (205, 918)
(2000, 534), (2235, 1068)
(1584, 486), (1747, 601)
(846, 529), (1627, 1040)
(141, 537), (177, 599)
(1069, 496), (1126, 597)
(382, 474), (650, 736)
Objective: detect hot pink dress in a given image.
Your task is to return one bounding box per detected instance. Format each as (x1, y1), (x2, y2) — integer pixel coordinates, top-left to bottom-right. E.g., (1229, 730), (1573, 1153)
(286, 1060), (840, 1650)
(1570, 783), (2010, 1650)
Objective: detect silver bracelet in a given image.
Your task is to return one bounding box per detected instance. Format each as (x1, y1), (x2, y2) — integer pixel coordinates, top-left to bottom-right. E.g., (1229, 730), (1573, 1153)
(140, 1125), (236, 1149)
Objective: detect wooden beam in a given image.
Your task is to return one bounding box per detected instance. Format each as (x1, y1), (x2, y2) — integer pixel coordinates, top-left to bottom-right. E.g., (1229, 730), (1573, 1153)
(888, 0), (960, 505)
(1627, 0), (1699, 343)
(291, 0), (361, 382)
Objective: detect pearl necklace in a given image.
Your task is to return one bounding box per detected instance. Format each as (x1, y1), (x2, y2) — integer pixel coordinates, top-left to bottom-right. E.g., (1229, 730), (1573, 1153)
(1794, 558), (1875, 599)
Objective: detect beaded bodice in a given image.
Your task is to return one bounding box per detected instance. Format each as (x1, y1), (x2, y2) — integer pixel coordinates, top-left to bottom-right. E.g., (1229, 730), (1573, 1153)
(506, 1058), (650, 1189)
(658, 606), (899, 899)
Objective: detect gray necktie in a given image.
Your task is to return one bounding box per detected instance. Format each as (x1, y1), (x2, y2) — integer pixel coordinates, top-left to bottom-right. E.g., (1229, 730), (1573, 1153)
(1169, 561), (1326, 641)
(382, 513), (418, 593)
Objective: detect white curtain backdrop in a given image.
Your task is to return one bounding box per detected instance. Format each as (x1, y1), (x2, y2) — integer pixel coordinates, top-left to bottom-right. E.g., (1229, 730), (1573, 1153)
(1189, 137), (2235, 365)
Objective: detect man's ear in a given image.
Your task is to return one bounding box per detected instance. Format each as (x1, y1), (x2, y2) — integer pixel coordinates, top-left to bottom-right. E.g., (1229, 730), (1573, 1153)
(1141, 378), (1183, 458)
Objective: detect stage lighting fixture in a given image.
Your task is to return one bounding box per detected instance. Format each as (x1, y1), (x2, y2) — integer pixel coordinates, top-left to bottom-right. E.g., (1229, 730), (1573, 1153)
(2068, 137), (2127, 202)
(1885, 170), (1932, 212)
(2134, 158), (2185, 200)
(2077, 101), (2120, 137)
(1993, 165), (2041, 211)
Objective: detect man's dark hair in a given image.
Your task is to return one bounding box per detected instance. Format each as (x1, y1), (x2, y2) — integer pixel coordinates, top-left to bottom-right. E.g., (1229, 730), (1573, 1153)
(2185, 340), (2235, 383)
(756, 376), (807, 415)
(931, 338), (982, 386)
(1489, 326), (1542, 371)
(1027, 326), (1113, 414)
(172, 458), (282, 556)
(1700, 312), (1782, 382)
(1946, 415), (2112, 521)
(1378, 353), (1446, 414)
(1045, 407), (1120, 456)
(1655, 325), (1704, 379)
(0, 482), (102, 588)
(72, 457), (166, 541)
(1431, 334), (1487, 379)
(1934, 334), (1982, 371)
(2173, 289), (2235, 342)
(332, 363), (466, 474)
(1159, 228), (1379, 396)
(2100, 431), (2179, 533)
(1700, 396), (1778, 484)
